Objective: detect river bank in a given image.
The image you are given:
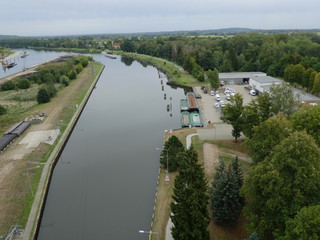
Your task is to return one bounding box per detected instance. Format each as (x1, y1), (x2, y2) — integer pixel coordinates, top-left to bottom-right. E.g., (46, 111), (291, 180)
(0, 58), (104, 238)
(24, 63), (105, 240)
(114, 51), (199, 87)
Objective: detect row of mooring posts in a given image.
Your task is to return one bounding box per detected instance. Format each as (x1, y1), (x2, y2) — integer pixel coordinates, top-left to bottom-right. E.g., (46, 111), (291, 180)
(159, 70), (172, 117)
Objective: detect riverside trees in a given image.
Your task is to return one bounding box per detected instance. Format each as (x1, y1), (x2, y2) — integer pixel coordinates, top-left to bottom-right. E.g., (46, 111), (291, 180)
(160, 135), (184, 172)
(171, 146), (210, 240)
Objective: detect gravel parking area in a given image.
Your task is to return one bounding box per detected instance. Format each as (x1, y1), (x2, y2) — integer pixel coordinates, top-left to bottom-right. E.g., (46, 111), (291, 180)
(194, 84), (255, 126)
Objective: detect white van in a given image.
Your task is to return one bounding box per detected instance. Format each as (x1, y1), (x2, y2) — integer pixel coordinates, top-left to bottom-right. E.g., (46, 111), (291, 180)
(249, 90), (256, 96)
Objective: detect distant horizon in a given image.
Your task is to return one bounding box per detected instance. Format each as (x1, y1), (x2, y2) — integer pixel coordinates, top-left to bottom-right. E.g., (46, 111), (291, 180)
(1, 27), (320, 38)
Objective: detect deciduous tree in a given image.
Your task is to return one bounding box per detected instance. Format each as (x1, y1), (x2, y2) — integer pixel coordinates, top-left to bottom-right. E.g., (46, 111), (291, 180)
(245, 114), (291, 164)
(242, 132), (320, 239)
(222, 93), (244, 141)
(290, 104), (320, 145)
(279, 205), (320, 240)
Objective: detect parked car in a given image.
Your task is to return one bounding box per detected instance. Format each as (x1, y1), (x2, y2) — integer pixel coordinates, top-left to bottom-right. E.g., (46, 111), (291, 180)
(210, 91), (215, 96)
(220, 101), (226, 108)
(195, 93), (202, 99)
(224, 88), (235, 95)
(214, 102), (220, 108)
(249, 89), (256, 96)
(220, 81), (225, 86)
(226, 94), (231, 101)
(203, 88), (208, 94)
(215, 94), (221, 101)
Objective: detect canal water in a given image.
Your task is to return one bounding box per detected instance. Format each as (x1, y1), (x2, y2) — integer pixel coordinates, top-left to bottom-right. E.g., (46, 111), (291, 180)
(11, 52), (186, 240)
(0, 49), (73, 78)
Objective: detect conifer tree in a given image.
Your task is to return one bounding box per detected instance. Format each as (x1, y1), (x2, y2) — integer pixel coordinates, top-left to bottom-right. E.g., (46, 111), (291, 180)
(211, 164), (242, 226)
(160, 135), (184, 172)
(171, 146), (210, 240)
(232, 156), (243, 188)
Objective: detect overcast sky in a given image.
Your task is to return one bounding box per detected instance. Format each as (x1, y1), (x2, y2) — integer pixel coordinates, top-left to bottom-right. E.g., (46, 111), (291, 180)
(0, 0), (319, 36)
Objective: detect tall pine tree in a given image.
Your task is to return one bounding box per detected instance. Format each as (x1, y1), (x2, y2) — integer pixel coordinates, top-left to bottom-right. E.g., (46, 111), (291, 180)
(211, 160), (243, 226)
(171, 146), (210, 240)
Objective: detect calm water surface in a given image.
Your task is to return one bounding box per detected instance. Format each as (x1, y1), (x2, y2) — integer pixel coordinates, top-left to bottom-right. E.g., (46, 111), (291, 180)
(34, 54), (185, 239)
(0, 49), (73, 78)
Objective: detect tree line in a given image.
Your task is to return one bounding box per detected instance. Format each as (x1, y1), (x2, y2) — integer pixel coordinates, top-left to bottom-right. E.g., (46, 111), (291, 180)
(120, 33), (320, 95)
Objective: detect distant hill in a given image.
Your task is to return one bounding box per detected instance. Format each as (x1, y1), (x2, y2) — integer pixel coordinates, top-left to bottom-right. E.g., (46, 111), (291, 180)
(0, 35), (21, 40)
(81, 28), (320, 39)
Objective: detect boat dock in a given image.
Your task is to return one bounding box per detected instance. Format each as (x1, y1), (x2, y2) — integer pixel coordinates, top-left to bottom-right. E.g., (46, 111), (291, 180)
(102, 52), (117, 59)
(180, 92), (203, 128)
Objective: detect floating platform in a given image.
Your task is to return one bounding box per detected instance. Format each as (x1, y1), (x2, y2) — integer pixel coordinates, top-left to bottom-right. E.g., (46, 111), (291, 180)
(189, 112), (203, 127)
(180, 99), (189, 112)
(181, 111), (190, 127)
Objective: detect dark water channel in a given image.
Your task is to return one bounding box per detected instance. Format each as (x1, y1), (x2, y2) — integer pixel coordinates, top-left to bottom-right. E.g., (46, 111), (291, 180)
(33, 54), (185, 239)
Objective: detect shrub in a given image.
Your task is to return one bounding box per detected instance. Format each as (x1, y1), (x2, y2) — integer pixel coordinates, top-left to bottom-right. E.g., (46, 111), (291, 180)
(1, 81), (16, 91)
(37, 88), (50, 103)
(0, 105), (7, 115)
(46, 84), (57, 97)
(75, 63), (83, 73)
(60, 75), (69, 86)
(17, 78), (31, 89)
(68, 70), (77, 80)
(80, 58), (89, 67)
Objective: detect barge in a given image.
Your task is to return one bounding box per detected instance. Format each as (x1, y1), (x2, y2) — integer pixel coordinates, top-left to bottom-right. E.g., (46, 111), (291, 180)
(181, 111), (190, 127)
(180, 99), (189, 112)
(189, 112), (203, 127)
(186, 92), (199, 112)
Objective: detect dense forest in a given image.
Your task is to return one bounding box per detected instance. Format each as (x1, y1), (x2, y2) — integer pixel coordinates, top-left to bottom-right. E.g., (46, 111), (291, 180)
(119, 33), (320, 95)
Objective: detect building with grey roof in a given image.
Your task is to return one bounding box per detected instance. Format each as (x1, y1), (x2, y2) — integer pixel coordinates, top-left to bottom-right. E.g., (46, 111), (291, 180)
(219, 72), (266, 84)
(249, 76), (283, 94)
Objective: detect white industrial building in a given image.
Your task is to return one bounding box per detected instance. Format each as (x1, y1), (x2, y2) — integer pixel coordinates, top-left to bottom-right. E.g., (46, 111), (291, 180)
(219, 72), (266, 85)
(249, 76), (283, 94)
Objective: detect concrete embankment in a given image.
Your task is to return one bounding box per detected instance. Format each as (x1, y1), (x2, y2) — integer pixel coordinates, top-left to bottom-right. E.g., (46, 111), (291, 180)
(23, 63), (105, 240)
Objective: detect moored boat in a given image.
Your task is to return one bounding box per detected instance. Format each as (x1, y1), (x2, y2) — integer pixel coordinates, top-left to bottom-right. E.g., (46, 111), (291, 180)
(180, 99), (189, 112)
(181, 111), (190, 127)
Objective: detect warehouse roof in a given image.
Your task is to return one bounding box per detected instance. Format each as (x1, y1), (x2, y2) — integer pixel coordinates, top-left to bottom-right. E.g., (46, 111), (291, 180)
(250, 76), (283, 84)
(219, 72), (266, 79)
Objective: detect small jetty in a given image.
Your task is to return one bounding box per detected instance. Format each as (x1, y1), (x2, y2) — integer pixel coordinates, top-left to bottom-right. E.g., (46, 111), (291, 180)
(102, 52), (117, 59)
(180, 92), (203, 128)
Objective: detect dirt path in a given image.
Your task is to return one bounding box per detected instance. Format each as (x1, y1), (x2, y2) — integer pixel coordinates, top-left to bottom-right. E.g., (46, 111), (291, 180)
(0, 63), (99, 235)
(203, 143), (219, 179)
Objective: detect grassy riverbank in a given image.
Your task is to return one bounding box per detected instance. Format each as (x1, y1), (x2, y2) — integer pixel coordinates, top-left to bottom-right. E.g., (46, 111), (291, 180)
(29, 46), (101, 54)
(115, 51), (200, 87)
(0, 60), (104, 237)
